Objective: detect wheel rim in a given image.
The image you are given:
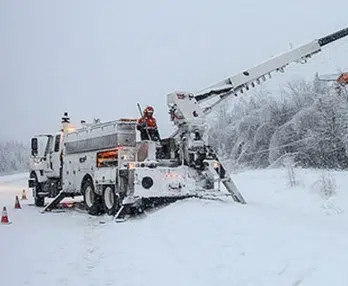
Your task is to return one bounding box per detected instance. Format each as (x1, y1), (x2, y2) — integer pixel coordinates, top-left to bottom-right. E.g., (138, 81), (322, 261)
(104, 187), (114, 210)
(85, 186), (94, 207)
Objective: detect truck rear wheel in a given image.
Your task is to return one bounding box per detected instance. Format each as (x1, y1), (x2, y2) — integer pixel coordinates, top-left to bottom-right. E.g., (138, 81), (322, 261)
(82, 179), (102, 215)
(102, 186), (121, 216)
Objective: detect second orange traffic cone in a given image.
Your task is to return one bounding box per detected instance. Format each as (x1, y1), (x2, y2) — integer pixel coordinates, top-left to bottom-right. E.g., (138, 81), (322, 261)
(14, 196), (21, 209)
(21, 189), (28, 200)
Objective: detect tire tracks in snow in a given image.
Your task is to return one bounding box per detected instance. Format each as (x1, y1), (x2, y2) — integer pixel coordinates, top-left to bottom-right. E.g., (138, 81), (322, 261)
(81, 217), (106, 280)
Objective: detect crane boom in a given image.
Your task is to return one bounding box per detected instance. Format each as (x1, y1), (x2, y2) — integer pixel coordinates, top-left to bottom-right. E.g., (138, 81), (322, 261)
(195, 27), (348, 112)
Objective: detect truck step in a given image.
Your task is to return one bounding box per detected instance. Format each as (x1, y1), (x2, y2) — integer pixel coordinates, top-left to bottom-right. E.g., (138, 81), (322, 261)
(38, 192), (50, 196)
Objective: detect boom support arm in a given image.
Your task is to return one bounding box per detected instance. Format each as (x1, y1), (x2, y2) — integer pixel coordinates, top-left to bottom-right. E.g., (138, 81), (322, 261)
(195, 27), (348, 113)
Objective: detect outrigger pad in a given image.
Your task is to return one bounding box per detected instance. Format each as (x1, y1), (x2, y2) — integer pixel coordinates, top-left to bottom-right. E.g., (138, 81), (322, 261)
(115, 204), (132, 222)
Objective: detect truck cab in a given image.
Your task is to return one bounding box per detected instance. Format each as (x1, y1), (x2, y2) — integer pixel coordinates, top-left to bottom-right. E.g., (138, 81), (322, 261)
(29, 132), (64, 206)
(29, 113), (74, 206)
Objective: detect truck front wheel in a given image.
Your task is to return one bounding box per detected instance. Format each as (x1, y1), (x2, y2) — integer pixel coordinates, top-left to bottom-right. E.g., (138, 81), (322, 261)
(34, 195), (45, 207)
(31, 173), (45, 207)
(102, 186), (121, 216)
(82, 179), (102, 215)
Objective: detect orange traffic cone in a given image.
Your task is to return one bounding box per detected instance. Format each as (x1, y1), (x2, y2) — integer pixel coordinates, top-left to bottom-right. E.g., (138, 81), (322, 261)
(1, 207), (11, 224)
(14, 196), (21, 209)
(21, 189), (28, 200)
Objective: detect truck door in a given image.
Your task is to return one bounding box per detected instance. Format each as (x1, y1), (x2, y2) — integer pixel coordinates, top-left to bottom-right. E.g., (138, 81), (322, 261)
(30, 136), (50, 174)
(47, 134), (63, 178)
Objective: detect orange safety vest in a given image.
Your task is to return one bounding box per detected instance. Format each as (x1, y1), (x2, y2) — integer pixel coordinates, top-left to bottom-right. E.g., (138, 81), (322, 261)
(138, 116), (158, 129)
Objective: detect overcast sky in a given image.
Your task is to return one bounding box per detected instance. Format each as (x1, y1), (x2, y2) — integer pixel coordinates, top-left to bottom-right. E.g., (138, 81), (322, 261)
(1, 0), (347, 142)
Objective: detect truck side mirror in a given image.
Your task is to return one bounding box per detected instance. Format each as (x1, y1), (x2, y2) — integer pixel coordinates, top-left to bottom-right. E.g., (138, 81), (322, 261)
(31, 138), (38, 156)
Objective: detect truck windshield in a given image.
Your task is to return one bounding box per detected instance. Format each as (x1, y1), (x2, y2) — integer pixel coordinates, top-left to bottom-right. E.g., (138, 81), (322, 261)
(44, 136), (54, 157)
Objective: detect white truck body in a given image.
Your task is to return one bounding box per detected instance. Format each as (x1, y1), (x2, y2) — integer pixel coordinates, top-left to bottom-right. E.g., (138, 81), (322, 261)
(62, 120), (135, 194)
(29, 117), (212, 217)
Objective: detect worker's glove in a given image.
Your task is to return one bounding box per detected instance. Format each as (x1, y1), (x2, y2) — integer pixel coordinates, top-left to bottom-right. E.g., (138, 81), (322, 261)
(137, 122), (146, 130)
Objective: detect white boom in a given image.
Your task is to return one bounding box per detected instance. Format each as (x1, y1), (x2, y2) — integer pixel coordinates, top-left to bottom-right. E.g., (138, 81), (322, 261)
(194, 27), (348, 113)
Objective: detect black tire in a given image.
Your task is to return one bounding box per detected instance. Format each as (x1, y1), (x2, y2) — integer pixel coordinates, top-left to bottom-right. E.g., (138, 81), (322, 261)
(82, 178), (102, 215)
(35, 195), (45, 207)
(102, 186), (121, 216)
(30, 173), (45, 207)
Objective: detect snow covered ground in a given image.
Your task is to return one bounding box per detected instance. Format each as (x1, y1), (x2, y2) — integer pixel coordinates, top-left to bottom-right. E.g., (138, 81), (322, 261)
(1, 168), (348, 286)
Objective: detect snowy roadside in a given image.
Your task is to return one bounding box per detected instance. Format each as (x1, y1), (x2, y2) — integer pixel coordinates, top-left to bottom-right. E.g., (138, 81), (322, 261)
(0, 172), (28, 184)
(0, 168), (347, 286)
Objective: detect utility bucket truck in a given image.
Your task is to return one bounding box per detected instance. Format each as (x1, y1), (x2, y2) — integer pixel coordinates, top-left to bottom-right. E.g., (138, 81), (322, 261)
(29, 114), (231, 219)
(29, 27), (348, 220)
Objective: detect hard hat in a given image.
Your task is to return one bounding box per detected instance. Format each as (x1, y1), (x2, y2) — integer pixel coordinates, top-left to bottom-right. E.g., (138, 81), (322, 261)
(144, 106), (154, 115)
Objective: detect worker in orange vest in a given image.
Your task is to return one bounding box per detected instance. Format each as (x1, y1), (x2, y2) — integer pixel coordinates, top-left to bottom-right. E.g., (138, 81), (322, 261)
(137, 106), (160, 141)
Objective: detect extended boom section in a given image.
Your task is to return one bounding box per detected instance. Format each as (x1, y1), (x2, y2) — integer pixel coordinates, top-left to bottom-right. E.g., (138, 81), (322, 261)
(195, 27), (348, 112)
(318, 27), (348, 47)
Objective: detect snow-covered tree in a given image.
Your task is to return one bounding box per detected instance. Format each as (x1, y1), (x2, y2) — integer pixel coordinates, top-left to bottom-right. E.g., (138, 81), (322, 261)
(208, 77), (348, 169)
(0, 141), (29, 174)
